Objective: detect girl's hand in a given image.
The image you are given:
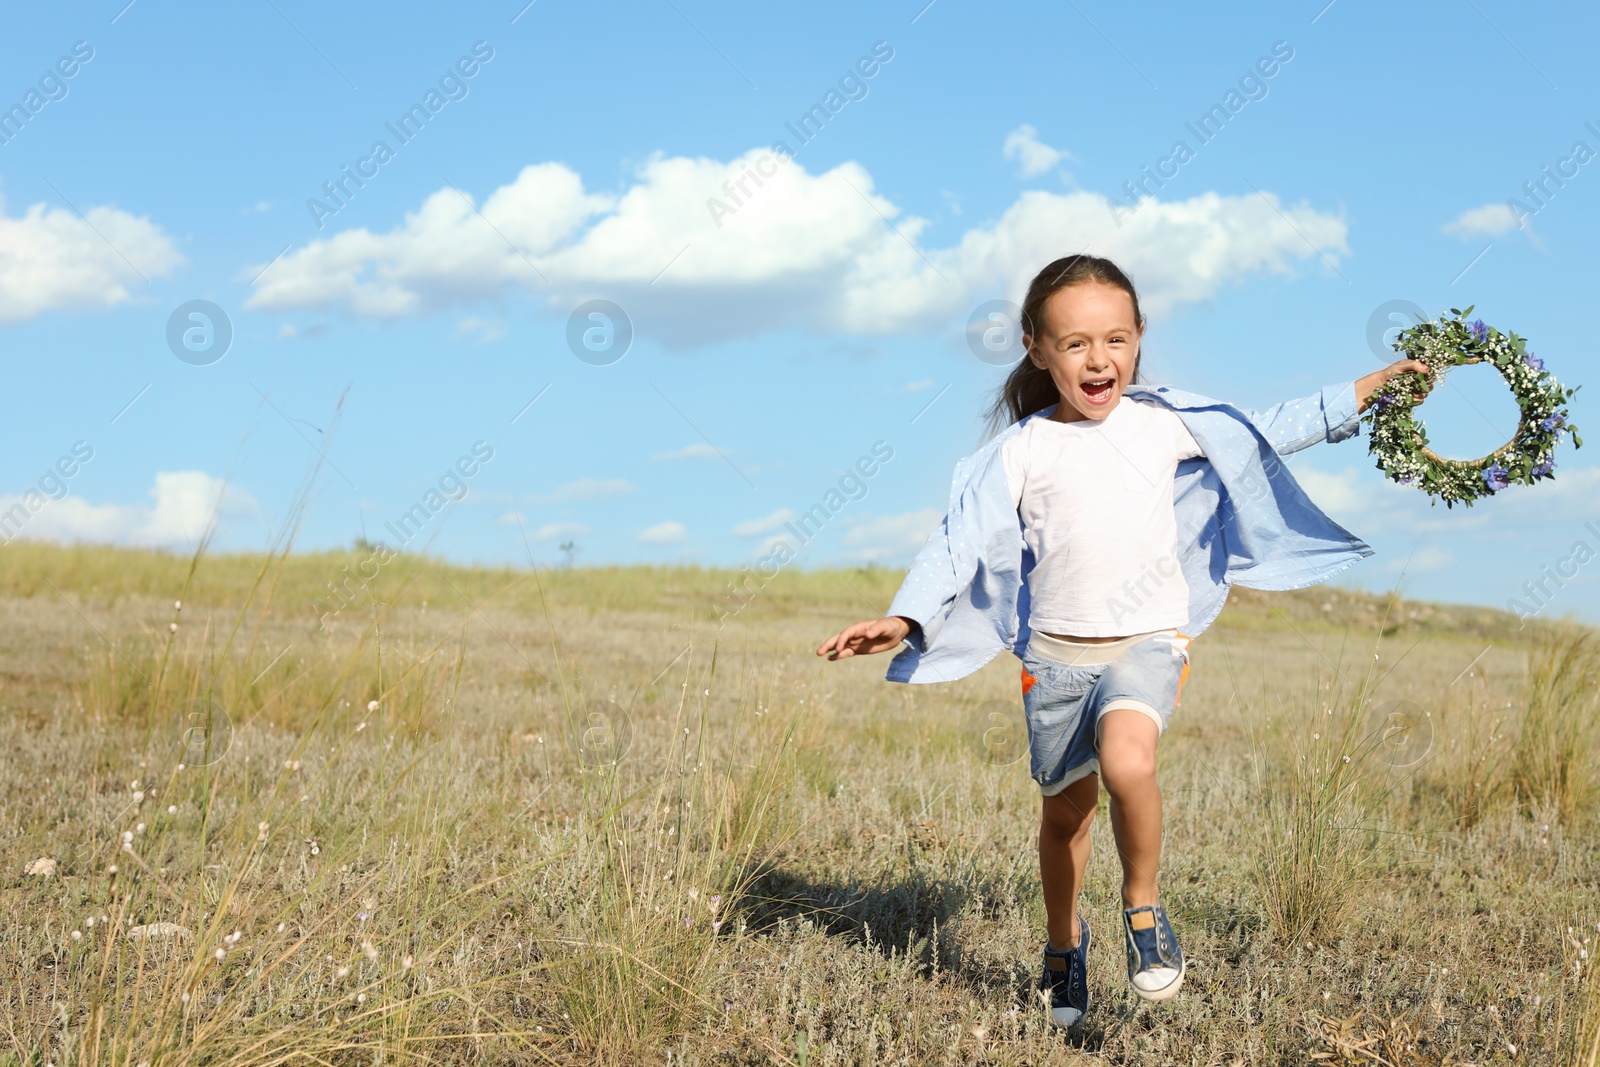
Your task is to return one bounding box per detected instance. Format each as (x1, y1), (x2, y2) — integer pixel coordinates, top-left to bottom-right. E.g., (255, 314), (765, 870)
(817, 616), (914, 660)
(1356, 358), (1432, 413)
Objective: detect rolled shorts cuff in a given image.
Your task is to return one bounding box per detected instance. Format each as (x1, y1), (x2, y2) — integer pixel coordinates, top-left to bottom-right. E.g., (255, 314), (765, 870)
(1039, 757), (1100, 797)
(1096, 698), (1165, 740)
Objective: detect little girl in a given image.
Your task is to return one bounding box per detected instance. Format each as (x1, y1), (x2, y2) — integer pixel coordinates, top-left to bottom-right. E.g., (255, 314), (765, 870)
(816, 255), (1429, 1027)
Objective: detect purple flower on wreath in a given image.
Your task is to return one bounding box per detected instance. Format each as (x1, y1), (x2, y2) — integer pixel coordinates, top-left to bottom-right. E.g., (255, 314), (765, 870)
(1533, 457), (1556, 478)
(1469, 319), (1488, 342)
(1524, 352), (1545, 372)
(1373, 392), (1394, 412)
(1482, 464), (1511, 492)
(1542, 412), (1565, 432)
(1396, 473), (1417, 486)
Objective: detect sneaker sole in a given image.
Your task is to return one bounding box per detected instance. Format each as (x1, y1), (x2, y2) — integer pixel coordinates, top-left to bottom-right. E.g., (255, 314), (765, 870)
(1048, 1005), (1085, 1028)
(1129, 958), (1185, 1003)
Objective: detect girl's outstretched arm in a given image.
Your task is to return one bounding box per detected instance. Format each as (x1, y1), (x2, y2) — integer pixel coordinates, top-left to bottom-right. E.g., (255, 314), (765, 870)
(1238, 358), (1430, 456)
(817, 616), (915, 660)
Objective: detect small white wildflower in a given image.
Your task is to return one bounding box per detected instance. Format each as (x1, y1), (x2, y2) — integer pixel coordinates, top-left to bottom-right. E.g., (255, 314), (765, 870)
(167, 805), (177, 815)
(357, 992), (366, 1003)
(70, 929), (82, 941)
(169, 623), (178, 633)
(107, 864), (118, 875)
(215, 949), (225, 961)
(367, 700), (379, 712)
(336, 966), (349, 979)
(135, 822), (145, 834)
(122, 831), (133, 845)
(402, 955), (414, 970)
(277, 922), (287, 932)
(174, 600), (182, 610)
(363, 942), (378, 961)
(356, 722), (367, 732)
(132, 791), (145, 804)
(181, 991), (190, 1003)
(1342, 755), (1351, 764)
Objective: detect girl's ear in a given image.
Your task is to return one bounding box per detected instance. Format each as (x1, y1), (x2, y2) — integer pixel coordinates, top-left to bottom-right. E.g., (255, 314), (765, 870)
(1024, 334), (1043, 369)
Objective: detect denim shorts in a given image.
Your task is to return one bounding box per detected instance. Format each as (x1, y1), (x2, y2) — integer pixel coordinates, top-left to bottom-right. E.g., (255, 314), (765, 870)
(1019, 628), (1192, 796)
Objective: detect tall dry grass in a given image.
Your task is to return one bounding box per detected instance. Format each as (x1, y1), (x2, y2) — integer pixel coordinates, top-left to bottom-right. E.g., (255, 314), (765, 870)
(1512, 626), (1600, 824)
(1244, 603), (1425, 948)
(4, 452), (809, 1066)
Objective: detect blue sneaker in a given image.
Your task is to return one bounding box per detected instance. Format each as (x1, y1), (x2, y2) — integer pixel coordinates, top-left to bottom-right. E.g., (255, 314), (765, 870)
(1039, 916), (1090, 1028)
(1122, 903), (1184, 1001)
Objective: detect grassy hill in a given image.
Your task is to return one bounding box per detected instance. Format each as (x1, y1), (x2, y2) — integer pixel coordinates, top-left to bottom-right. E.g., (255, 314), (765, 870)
(1, 541), (1596, 1065)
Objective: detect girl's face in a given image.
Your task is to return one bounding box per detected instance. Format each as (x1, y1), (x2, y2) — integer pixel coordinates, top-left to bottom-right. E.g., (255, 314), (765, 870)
(1025, 281), (1142, 423)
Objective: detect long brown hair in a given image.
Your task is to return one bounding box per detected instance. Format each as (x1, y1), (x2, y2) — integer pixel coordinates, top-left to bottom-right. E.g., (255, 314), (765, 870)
(984, 255), (1146, 437)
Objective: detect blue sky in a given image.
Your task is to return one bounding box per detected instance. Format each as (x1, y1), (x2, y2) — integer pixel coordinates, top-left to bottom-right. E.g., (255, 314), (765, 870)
(1, 0), (1597, 627)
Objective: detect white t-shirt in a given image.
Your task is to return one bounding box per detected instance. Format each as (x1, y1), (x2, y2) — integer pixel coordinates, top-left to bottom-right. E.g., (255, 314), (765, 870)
(1001, 397), (1204, 637)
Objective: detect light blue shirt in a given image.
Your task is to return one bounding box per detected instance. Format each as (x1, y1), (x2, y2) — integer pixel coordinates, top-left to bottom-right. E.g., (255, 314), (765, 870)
(884, 381), (1372, 684)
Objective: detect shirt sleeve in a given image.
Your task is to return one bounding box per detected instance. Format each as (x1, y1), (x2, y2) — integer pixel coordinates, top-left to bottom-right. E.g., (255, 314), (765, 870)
(1001, 429), (1027, 510)
(1172, 412), (1204, 460)
(1236, 381), (1362, 456)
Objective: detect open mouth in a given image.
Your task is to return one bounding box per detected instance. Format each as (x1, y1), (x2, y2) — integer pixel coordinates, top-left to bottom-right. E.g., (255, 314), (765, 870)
(1081, 377), (1116, 405)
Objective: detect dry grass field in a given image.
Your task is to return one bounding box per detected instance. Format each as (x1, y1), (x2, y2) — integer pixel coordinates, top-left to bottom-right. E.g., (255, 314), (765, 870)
(2, 539), (1598, 1065)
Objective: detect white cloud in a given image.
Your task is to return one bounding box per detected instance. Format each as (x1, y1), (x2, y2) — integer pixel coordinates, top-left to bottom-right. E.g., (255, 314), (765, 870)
(1293, 466), (1366, 513)
(241, 151), (1349, 347)
(0, 192), (184, 323)
(732, 508), (796, 537)
(839, 509), (941, 564)
(1385, 544), (1455, 574)
(535, 521), (589, 540)
(0, 472), (254, 548)
(493, 513), (591, 542)
(526, 478), (633, 505)
(638, 521), (686, 545)
(1444, 202), (1523, 239)
(1003, 124), (1070, 178)
(652, 442), (721, 461)
(452, 315), (505, 343)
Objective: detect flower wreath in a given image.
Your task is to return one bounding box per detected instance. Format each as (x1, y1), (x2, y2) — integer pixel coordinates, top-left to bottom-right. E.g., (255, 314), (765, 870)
(1362, 307), (1582, 508)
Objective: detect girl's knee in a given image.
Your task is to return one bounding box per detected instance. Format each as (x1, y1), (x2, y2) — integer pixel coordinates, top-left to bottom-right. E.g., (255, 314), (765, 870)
(1099, 748), (1156, 794)
(1041, 791), (1095, 839)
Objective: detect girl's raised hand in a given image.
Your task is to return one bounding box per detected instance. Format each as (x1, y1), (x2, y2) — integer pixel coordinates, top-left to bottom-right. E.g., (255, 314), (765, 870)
(1356, 358), (1432, 413)
(816, 616), (914, 661)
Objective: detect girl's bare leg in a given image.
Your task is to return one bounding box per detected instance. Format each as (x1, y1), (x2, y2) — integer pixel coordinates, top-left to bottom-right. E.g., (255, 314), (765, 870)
(1039, 772), (1100, 950)
(1097, 707), (1163, 908)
